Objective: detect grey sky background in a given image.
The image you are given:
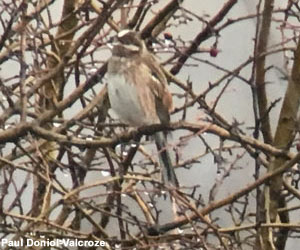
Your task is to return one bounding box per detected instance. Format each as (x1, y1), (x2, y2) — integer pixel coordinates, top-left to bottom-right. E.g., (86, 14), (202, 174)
(1, 1), (298, 249)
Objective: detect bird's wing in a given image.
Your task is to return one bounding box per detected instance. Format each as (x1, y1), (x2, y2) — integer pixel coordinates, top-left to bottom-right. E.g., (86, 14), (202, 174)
(138, 54), (173, 124)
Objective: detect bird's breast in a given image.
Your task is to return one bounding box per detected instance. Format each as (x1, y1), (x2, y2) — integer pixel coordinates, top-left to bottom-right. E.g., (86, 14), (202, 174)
(107, 72), (152, 126)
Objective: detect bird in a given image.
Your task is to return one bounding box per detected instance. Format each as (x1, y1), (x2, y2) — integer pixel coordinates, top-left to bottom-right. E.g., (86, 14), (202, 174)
(107, 29), (178, 187)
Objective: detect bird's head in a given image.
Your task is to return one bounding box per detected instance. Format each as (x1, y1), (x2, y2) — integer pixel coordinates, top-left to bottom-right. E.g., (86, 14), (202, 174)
(112, 30), (146, 56)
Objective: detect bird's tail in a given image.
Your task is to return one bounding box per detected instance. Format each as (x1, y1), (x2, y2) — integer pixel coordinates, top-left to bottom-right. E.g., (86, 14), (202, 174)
(154, 132), (178, 187)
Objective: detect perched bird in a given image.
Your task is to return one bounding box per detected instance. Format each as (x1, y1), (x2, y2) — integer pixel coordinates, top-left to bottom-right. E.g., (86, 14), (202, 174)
(107, 30), (178, 186)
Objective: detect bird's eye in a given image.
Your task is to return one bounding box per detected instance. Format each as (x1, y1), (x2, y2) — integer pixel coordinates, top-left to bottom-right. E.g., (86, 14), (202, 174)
(117, 30), (142, 47)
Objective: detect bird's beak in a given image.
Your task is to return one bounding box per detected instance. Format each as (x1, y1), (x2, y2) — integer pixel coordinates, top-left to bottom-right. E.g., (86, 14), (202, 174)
(107, 36), (117, 50)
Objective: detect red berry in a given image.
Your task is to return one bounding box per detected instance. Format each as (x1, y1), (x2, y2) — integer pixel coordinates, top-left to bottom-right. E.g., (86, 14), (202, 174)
(164, 32), (173, 40)
(210, 47), (219, 57)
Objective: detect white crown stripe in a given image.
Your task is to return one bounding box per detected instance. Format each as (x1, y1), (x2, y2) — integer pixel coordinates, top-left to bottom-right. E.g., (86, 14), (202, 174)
(117, 29), (131, 38)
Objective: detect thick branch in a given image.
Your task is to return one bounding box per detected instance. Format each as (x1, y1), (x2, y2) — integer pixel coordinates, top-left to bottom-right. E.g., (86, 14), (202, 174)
(255, 0), (274, 144)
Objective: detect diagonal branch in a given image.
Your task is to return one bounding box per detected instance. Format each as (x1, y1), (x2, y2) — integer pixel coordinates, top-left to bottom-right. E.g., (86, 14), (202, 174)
(170, 0), (238, 75)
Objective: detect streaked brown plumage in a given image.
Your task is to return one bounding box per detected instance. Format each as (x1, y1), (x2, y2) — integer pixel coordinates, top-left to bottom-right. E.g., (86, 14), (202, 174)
(107, 30), (178, 186)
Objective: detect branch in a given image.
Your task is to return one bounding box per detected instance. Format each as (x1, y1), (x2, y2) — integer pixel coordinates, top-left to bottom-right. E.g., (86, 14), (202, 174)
(170, 0), (238, 75)
(147, 151), (300, 235)
(254, 0), (274, 144)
